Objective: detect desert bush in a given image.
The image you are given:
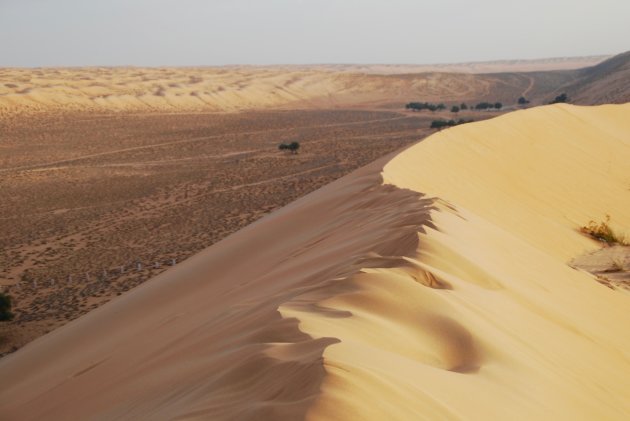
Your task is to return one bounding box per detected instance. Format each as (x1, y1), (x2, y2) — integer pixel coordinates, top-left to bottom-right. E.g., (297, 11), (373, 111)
(0, 292), (13, 321)
(278, 141), (300, 154)
(550, 93), (569, 104)
(475, 102), (503, 110)
(580, 215), (628, 245)
(405, 102), (446, 112)
(518, 96), (530, 105)
(430, 119), (474, 129)
(451, 105), (460, 113)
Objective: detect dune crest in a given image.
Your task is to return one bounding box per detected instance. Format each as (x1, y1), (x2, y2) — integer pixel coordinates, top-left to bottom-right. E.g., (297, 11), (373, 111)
(1, 104), (629, 419)
(294, 104), (630, 419)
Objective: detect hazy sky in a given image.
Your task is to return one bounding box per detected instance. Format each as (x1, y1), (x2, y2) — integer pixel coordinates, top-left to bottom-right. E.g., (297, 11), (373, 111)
(1, 0), (629, 66)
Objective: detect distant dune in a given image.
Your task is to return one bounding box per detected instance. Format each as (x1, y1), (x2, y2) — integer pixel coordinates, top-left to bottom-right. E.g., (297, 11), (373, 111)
(0, 67), (520, 114)
(1, 103), (629, 420)
(309, 54), (609, 74)
(0, 54), (616, 115)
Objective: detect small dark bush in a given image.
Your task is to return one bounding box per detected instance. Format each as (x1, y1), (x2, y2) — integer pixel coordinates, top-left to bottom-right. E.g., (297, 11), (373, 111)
(430, 119), (474, 129)
(278, 141), (300, 154)
(0, 292), (13, 321)
(550, 93), (569, 104)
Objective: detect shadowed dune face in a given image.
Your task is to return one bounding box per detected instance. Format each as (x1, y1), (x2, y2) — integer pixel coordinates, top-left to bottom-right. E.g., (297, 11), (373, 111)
(1, 104), (630, 420)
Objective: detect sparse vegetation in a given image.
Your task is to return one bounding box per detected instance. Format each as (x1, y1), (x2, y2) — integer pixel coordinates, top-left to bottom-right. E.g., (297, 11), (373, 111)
(474, 102), (503, 110)
(405, 102), (446, 112)
(580, 215), (628, 245)
(1, 109), (430, 354)
(408, 101), (504, 113)
(430, 118), (474, 129)
(518, 96), (530, 105)
(0, 292), (13, 321)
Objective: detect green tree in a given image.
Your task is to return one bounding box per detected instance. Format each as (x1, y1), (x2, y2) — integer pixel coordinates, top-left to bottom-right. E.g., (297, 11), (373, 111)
(518, 96), (529, 105)
(451, 105), (460, 113)
(550, 93), (569, 104)
(494, 102), (503, 110)
(460, 103), (468, 110)
(0, 292), (13, 321)
(475, 102), (491, 110)
(430, 120), (447, 129)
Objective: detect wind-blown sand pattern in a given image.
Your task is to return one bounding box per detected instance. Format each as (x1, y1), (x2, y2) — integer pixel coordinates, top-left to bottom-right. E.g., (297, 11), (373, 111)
(1, 104), (629, 419)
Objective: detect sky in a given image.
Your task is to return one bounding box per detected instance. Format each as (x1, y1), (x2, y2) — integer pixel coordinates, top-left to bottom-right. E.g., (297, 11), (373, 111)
(1, 0), (629, 67)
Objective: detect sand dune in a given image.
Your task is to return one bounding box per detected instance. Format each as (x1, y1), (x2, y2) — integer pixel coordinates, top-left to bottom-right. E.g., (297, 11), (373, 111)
(0, 54), (622, 115)
(0, 66), (567, 115)
(1, 104), (629, 419)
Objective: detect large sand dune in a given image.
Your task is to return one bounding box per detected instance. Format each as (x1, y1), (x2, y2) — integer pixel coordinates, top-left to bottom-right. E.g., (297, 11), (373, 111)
(1, 104), (629, 419)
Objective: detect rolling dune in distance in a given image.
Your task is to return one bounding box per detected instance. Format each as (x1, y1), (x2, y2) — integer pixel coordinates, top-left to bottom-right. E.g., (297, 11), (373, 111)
(1, 104), (629, 420)
(2, 54), (625, 116)
(0, 67), (506, 114)
(0, 61), (594, 115)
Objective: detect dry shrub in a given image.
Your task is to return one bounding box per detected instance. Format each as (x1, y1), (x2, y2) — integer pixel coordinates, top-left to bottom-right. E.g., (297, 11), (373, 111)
(580, 215), (628, 245)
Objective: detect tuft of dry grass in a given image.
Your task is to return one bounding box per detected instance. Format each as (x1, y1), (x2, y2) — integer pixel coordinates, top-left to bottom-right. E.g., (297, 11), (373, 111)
(580, 215), (628, 245)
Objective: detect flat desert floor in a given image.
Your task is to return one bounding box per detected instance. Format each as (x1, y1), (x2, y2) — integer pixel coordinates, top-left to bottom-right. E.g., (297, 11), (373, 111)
(0, 107), (498, 354)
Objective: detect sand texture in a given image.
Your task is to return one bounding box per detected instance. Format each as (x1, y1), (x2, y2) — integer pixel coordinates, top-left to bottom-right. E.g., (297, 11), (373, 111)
(1, 104), (629, 420)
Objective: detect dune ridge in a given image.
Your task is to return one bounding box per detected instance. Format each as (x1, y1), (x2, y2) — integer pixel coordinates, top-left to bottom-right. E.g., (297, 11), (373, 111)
(1, 104), (629, 419)
(291, 104), (630, 419)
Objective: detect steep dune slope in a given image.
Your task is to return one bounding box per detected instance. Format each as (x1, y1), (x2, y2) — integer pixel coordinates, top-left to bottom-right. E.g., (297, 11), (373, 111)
(298, 104), (630, 419)
(1, 104), (629, 420)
